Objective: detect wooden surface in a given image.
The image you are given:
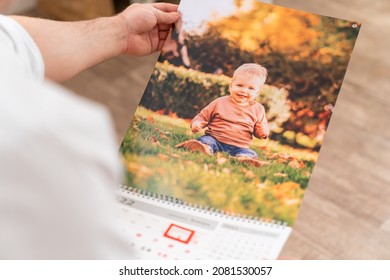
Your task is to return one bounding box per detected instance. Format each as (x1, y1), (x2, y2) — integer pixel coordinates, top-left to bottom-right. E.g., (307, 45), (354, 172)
(61, 0), (390, 259)
(272, 0), (390, 259)
(38, 0), (115, 20)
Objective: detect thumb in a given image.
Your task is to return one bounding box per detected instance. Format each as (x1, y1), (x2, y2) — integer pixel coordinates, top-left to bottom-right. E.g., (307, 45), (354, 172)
(154, 9), (180, 25)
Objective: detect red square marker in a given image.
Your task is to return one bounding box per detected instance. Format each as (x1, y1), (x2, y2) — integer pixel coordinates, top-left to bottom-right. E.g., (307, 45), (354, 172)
(163, 224), (195, 244)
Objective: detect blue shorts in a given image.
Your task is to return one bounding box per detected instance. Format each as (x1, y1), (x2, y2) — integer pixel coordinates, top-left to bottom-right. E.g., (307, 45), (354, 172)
(198, 135), (258, 159)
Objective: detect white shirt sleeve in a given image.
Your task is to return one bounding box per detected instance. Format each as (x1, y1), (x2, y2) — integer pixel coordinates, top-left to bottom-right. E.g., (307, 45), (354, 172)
(0, 15), (136, 259)
(0, 14), (44, 81)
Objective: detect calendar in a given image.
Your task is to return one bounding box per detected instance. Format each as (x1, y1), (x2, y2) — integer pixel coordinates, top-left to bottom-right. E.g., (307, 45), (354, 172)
(116, 187), (291, 260)
(118, 0), (360, 261)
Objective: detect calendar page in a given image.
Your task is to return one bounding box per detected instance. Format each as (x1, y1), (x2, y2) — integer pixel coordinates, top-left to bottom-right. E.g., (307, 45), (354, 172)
(117, 188), (291, 260)
(119, 0), (360, 260)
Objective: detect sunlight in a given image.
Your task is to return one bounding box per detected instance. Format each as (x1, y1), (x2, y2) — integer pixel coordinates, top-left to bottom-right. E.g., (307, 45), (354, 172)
(178, 0), (271, 32)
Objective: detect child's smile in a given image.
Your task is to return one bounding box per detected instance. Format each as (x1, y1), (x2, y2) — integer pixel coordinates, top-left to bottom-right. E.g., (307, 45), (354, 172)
(229, 75), (264, 105)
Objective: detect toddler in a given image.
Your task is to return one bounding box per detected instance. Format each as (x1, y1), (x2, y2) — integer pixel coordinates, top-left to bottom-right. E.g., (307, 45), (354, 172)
(177, 63), (270, 167)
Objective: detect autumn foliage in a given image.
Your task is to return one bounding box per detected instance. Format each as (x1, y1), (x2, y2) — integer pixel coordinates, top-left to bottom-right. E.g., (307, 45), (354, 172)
(160, 1), (360, 149)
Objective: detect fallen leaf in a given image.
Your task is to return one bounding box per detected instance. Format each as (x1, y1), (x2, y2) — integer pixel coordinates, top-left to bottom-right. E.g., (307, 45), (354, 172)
(272, 182), (301, 199)
(273, 172), (288, 177)
(159, 133), (170, 139)
(152, 141), (161, 147)
(154, 127), (172, 135)
(168, 112), (179, 118)
(256, 160), (270, 167)
(222, 168), (231, 174)
(146, 115), (154, 123)
(288, 160), (304, 169)
(257, 145), (270, 150)
(148, 136), (161, 147)
(283, 198), (300, 206)
(127, 162), (153, 177)
(267, 153), (287, 160)
(244, 170), (256, 179)
(268, 153), (295, 163)
(217, 156), (227, 165)
(182, 160), (194, 166)
(256, 182), (266, 190)
(148, 136), (158, 143)
(158, 154), (169, 160)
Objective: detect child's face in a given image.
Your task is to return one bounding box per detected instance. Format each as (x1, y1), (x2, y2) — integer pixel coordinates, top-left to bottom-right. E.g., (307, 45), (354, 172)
(229, 74), (264, 105)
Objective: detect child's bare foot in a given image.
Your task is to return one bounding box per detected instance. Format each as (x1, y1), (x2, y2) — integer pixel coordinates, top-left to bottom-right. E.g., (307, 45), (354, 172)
(236, 157), (269, 167)
(175, 140), (212, 155)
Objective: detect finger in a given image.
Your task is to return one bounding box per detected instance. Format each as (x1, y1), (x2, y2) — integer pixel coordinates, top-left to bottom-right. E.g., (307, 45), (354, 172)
(158, 23), (172, 31)
(159, 30), (170, 40)
(153, 8), (180, 25)
(152, 3), (179, 13)
(157, 39), (166, 52)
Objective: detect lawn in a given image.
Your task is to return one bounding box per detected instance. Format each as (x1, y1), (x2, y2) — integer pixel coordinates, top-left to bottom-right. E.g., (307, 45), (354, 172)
(120, 107), (318, 226)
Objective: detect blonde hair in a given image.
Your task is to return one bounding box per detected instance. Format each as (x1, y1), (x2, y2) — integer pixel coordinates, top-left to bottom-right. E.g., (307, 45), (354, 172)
(233, 63), (268, 82)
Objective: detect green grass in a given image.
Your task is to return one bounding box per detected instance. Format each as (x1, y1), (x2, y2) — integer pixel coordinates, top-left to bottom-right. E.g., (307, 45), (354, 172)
(120, 107), (318, 226)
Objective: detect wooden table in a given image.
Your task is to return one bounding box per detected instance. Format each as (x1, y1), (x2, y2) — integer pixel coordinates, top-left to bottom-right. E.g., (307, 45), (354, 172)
(38, 0), (115, 20)
(274, 0), (390, 259)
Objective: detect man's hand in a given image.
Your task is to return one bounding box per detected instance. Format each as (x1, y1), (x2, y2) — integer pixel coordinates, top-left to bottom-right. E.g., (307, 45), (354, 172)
(119, 3), (179, 56)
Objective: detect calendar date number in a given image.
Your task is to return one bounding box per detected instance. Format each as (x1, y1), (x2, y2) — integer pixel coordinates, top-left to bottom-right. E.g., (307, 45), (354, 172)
(212, 266), (272, 276)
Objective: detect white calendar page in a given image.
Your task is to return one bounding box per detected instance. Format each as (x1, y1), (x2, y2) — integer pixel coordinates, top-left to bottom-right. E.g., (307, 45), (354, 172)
(116, 188), (291, 260)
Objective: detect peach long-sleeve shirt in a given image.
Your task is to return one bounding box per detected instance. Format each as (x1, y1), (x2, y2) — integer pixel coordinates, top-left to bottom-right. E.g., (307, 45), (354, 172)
(191, 96), (269, 148)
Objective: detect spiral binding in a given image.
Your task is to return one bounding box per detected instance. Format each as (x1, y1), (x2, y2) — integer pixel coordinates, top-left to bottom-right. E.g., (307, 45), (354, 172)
(118, 184), (287, 228)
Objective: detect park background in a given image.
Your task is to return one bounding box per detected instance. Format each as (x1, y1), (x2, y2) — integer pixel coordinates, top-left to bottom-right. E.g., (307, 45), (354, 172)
(120, 0), (360, 226)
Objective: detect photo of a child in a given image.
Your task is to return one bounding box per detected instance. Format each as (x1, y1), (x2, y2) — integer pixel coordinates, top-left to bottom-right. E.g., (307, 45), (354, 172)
(120, 0), (360, 226)
(176, 63), (270, 167)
